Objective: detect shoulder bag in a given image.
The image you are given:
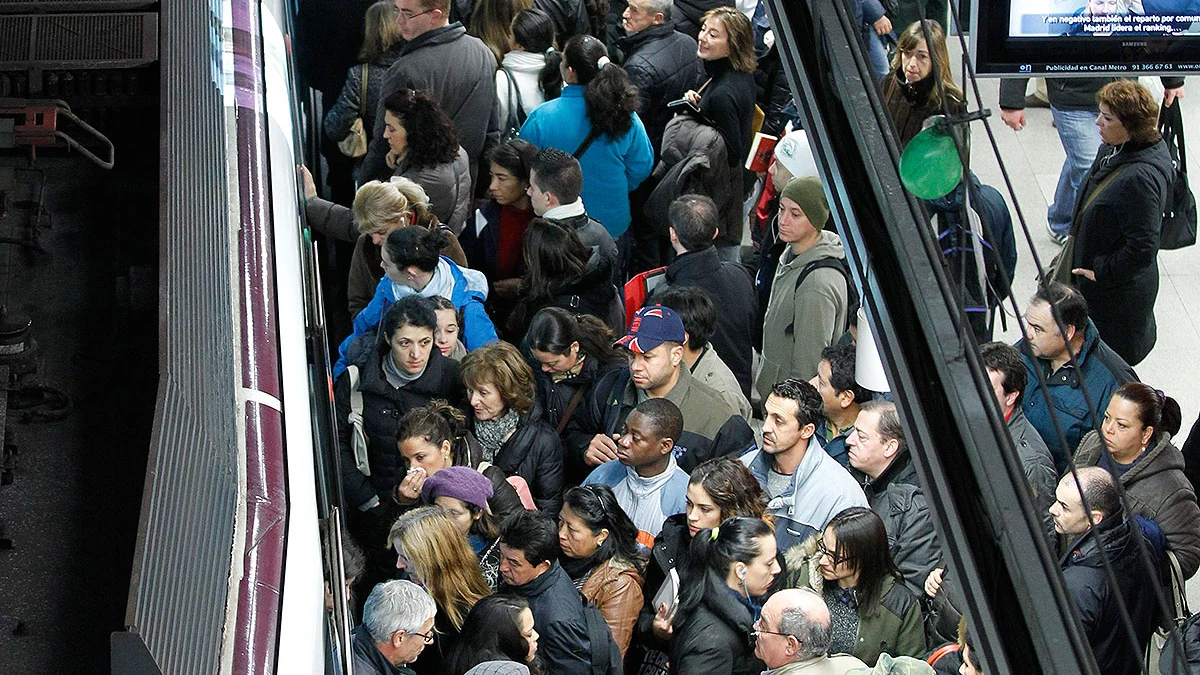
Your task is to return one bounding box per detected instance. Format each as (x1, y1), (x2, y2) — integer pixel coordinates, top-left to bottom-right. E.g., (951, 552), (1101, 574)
(1157, 100), (1197, 250)
(1048, 164), (1127, 285)
(337, 65), (370, 158)
(346, 365), (371, 475)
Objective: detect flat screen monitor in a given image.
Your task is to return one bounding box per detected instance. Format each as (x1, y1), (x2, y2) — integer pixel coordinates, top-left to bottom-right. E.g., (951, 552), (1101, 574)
(970, 0), (1200, 75)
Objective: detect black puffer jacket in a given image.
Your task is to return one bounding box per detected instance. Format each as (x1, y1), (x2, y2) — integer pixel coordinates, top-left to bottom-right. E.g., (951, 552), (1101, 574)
(1070, 139), (1173, 366)
(535, 354), (628, 485)
(1061, 512), (1158, 675)
(613, 24), (705, 155)
(335, 339), (466, 511)
(856, 454), (942, 596)
(506, 251), (623, 341)
(472, 408), (565, 512)
(671, 570), (765, 675)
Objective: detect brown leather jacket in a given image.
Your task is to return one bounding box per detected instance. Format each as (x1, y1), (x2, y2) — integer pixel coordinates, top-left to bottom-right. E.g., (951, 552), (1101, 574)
(581, 558), (645, 658)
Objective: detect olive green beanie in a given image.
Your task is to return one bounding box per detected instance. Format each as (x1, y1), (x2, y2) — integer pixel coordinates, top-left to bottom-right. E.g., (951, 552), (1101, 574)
(780, 176), (829, 228)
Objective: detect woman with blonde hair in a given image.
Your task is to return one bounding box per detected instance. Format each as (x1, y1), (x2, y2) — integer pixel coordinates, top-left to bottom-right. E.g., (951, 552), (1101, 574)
(389, 506), (492, 673)
(882, 20), (965, 147)
(299, 172), (469, 317)
(325, 1), (404, 181)
(470, 0), (532, 64)
(461, 341), (564, 512)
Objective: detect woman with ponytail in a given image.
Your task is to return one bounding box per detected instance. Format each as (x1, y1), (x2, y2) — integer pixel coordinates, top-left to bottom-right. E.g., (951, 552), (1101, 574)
(495, 8), (559, 127)
(671, 516), (779, 675)
(526, 307), (627, 484)
(558, 485), (645, 658)
(520, 33), (654, 239)
(1073, 382), (1200, 577)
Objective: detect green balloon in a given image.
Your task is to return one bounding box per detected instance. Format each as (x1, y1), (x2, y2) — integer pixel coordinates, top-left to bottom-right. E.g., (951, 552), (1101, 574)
(900, 125), (964, 200)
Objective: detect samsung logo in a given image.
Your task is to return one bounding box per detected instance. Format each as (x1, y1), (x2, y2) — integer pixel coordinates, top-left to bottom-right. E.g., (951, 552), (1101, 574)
(1122, 41), (1148, 46)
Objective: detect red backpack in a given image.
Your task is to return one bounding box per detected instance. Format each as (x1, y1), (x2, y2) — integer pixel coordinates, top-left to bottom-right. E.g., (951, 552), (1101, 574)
(622, 266), (669, 328)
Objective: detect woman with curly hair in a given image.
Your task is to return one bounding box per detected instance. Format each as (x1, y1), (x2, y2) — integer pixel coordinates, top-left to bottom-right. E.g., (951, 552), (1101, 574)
(382, 88), (473, 235)
(520, 33), (654, 239)
(461, 341), (565, 512)
(388, 506), (493, 674)
(630, 456), (770, 673)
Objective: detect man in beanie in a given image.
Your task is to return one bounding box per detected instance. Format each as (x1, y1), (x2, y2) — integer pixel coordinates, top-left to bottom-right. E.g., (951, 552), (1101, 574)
(756, 176), (851, 403)
(574, 305), (757, 474)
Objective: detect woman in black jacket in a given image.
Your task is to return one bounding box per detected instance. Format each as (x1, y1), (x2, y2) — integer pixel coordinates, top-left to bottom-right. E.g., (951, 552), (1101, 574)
(1069, 79), (1173, 366)
(506, 218), (622, 341)
(633, 457), (769, 674)
(526, 307), (628, 484)
(682, 6), (758, 252)
(670, 516), (780, 675)
(461, 341), (565, 512)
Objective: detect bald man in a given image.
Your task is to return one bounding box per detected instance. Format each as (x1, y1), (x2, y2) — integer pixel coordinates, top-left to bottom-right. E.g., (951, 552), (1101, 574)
(753, 588), (867, 674)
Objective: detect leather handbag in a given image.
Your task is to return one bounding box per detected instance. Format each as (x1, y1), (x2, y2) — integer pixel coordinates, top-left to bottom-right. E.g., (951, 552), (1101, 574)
(337, 65), (370, 158)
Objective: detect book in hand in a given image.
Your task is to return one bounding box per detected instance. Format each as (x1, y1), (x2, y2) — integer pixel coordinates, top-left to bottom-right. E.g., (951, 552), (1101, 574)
(651, 568), (680, 616)
(745, 132), (779, 172)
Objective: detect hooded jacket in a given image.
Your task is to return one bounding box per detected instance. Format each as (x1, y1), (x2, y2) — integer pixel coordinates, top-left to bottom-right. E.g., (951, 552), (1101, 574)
(362, 23), (499, 183)
(335, 256), (498, 377)
(671, 570), (766, 675)
(1018, 319), (1136, 472)
(786, 537), (926, 667)
(1008, 408), (1060, 551)
(334, 340), (465, 511)
(854, 454), (942, 595)
(578, 365), (757, 473)
(1060, 512), (1158, 675)
(612, 24), (705, 155)
(690, 346), (753, 421)
(1070, 139), (1173, 366)
(757, 231), (851, 403)
(660, 246), (756, 398)
(742, 440), (868, 553)
(1074, 430), (1200, 578)
(519, 85), (655, 236)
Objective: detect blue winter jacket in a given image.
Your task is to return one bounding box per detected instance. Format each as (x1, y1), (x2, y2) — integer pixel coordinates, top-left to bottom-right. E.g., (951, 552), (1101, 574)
(519, 85), (655, 236)
(334, 256), (497, 377)
(1018, 319), (1136, 472)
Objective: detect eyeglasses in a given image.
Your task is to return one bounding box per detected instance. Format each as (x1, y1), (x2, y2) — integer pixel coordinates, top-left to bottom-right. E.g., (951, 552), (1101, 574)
(398, 6), (437, 20)
(816, 539), (853, 566)
(751, 620), (797, 642)
(410, 629), (435, 644)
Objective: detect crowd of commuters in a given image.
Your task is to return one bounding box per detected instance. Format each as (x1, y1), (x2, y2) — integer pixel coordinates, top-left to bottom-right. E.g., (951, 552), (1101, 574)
(299, 0), (1197, 674)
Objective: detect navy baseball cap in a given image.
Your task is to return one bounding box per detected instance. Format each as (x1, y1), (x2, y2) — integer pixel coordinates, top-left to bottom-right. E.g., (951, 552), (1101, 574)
(615, 305), (687, 354)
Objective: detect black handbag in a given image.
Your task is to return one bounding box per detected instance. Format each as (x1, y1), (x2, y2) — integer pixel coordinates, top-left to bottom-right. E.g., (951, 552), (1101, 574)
(1158, 101), (1197, 250)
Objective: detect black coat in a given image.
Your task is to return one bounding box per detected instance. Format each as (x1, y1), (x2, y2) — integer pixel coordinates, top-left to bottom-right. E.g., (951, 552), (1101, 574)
(533, 0), (591, 43)
(535, 354), (628, 486)
(1071, 139), (1173, 366)
(505, 562), (597, 675)
(613, 24), (705, 155)
(671, 570), (765, 675)
(507, 253), (622, 342)
(658, 247), (755, 397)
(1061, 513), (1158, 675)
(696, 58), (757, 246)
(335, 339), (466, 511)
(672, 0), (733, 39)
(472, 410), (565, 512)
(635, 514), (691, 656)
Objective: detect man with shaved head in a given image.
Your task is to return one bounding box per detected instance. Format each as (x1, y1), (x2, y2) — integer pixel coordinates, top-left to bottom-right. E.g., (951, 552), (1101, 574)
(1052, 467), (1156, 675)
(753, 588), (867, 674)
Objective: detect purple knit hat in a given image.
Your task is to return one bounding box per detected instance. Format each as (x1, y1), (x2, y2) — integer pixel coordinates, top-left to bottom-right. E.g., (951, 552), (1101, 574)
(420, 466), (493, 511)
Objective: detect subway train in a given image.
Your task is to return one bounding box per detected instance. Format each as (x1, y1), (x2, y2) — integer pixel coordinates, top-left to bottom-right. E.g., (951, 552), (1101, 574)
(111, 0), (349, 672)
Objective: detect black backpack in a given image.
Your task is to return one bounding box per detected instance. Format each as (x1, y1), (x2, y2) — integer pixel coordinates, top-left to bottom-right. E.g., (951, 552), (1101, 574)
(1158, 101), (1198, 250)
(583, 597), (622, 675)
(785, 256), (860, 338)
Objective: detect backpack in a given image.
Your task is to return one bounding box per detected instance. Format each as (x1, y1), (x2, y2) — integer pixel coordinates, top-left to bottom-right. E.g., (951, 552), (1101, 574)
(787, 256), (859, 337)
(622, 266), (668, 328)
(1158, 100), (1198, 250)
(583, 596), (622, 675)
